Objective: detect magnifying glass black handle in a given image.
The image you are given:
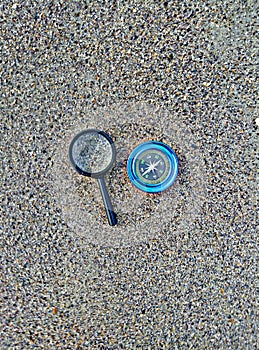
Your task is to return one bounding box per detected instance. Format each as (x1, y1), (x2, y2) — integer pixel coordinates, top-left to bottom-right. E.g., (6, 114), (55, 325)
(97, 177), (117, 226)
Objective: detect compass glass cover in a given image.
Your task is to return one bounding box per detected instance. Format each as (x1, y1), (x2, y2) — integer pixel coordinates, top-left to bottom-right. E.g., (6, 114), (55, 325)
(135, 149), (171, 184)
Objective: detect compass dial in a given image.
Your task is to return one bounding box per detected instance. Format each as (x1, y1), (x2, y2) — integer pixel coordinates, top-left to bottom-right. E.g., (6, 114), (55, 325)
(135, 149), (170, 184)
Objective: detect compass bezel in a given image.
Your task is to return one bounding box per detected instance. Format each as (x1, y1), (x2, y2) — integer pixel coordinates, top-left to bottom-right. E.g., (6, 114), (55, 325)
(127, 141), (179, 193)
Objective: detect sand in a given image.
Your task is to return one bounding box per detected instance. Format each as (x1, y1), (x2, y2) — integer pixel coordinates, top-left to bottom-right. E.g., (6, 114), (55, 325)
(1, 1), (257, 348)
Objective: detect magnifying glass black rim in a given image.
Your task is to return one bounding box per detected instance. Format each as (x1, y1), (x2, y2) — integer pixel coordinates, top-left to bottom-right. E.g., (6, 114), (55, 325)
(68, 129), (116, 178)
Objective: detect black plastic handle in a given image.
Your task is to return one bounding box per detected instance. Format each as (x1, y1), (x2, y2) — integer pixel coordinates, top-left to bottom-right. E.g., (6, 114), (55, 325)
(97, 177), (117, 226)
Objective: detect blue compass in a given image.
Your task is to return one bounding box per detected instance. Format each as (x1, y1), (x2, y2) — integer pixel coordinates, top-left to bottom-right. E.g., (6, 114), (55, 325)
(127, 141), (179, 193)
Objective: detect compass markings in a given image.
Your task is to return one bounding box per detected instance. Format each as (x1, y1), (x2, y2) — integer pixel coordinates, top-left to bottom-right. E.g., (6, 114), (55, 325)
(138, 152), (166, 181)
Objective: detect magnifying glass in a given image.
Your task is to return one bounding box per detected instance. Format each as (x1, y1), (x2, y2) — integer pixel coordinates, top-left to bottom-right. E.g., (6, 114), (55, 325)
(68, 129), (117, 226)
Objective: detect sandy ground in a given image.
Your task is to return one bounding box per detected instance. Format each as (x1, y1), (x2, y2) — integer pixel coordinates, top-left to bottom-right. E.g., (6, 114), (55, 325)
(1, 1), (257, 349)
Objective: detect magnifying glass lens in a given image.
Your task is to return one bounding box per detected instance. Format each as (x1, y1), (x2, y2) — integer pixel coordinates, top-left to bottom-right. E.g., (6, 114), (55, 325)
(71, 132), (113, 174)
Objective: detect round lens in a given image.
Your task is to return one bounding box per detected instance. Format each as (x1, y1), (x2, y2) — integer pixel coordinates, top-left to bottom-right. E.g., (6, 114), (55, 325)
(70, 130), (114, 174)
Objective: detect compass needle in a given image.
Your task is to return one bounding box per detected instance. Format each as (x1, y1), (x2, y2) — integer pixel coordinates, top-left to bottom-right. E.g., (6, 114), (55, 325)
(142, 166), (152, 176)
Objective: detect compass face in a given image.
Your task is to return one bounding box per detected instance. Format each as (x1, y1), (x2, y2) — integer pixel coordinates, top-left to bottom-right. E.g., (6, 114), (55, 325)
(136, 149), (170, 184)
(127, 141), (179, 193)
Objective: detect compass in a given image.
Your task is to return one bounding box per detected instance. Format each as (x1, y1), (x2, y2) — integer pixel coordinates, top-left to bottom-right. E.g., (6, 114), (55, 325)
(127, 141), (179, 193)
